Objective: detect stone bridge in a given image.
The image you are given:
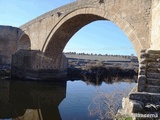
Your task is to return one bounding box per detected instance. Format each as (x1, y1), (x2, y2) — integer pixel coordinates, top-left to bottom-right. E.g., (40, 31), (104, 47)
(12, 0), (157, 79)
(0, 0), (160, 118)
(19, 0), (151, 58)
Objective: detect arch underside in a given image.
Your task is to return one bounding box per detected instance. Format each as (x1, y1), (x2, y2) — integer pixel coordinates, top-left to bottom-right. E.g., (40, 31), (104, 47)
(45, 14), (105, 58)
(43, 8), (142, 61)
(18, 34), (31, 50)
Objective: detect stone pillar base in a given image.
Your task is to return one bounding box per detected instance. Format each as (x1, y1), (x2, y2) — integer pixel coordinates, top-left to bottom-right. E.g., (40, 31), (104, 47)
(11, 49), (68, 80)
(117, 92), (160, 119)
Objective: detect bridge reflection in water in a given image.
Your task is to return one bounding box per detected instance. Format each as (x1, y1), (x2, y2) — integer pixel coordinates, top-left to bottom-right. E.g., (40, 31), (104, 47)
(0, 80), (66, 120)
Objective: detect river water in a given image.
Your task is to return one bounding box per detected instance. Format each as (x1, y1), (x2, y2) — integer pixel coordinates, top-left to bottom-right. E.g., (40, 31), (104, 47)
(0, 78), (136, 120)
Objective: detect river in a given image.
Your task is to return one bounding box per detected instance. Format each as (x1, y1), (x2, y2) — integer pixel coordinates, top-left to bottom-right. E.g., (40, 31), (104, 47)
(0, 78), (136, 120)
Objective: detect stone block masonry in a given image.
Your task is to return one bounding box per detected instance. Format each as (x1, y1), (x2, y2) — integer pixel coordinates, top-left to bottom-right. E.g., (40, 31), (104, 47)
(20, 0), (152, 60)
(138, 49), (160, 93)
(0, 26), (19, 65)
(118, 49), (160, 119)
(0, 0), (160, 118)
(11, 49), (68, 80)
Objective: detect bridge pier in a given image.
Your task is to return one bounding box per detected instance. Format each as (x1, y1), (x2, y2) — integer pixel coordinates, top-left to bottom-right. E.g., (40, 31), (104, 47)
(11, 49), (67, 80)
(118, 49), (160, 119)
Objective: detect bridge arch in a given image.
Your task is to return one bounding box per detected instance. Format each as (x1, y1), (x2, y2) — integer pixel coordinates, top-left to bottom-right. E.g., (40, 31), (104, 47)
(42, 7), (142, 60)
(18, 33), (31, 50)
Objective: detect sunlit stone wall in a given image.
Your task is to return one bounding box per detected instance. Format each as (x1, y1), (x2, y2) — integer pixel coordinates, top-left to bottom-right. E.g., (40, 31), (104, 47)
(0, 26), (18, 64)
(151, 0), (160, 49)
(20, 0), (152, 58)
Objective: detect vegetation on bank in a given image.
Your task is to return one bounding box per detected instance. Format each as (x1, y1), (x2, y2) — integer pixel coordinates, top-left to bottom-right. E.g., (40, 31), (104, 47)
(66, 53), (138, 83)
(67, 65), (137, 84)
(64, 52), (137, 60)
(88, 80), (136, 119)
(66, 54), (138, 119)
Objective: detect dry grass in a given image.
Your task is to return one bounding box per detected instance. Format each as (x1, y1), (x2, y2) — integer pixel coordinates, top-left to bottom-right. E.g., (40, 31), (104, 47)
(88, 84), (134, 120)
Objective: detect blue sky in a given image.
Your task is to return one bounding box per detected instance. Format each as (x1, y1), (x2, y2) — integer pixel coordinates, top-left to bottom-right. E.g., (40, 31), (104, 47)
(0, 0), (136, 56)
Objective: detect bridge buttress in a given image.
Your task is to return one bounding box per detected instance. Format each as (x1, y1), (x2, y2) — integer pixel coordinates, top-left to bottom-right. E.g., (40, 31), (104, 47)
(118, 49), (160, 119)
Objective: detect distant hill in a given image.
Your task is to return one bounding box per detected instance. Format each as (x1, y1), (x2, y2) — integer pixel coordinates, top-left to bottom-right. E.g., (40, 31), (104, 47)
(64, 53), (135, 62)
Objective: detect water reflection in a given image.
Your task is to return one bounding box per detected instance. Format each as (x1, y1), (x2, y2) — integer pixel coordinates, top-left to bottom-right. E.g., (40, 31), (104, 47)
(69, 76), (137, 86)
(0, 80), (66, 120)
(0, 78), (136, 120)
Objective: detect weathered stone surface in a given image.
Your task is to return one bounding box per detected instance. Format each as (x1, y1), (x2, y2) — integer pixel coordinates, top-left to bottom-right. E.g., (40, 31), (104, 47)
(140, 53), (149, 59)
(151, 1), (160, 49)
(145, 58), (157, 62)
(147, 73), (160, 79)
(140, 49), (147, 53)
(148, 62), (160, 68)
(18, 0), (153, 60)
(0, 26), (20, 65)
(132, 101), (144, 113)
(129, 92), (160, 104)
(147, 50), (160, 54)
(148, 54), (160, 59)
(147, 68), (159, 73)
(137, 76), (146, 92)
(11, 50), (68, 79)
(140, 58), (156, 64)
(139, 64), (147, 69)
(147, 78), (160, 86)
(138, 75), (146, 85)
(0, 0), (160, 118)
(139, 70), (146, 75)
(145, 85), (160, 93)
(138, 84), (145, 92)
(119, 97), (144, 116)
(139, 59), (147, 64)
(119, 48), (160, 118)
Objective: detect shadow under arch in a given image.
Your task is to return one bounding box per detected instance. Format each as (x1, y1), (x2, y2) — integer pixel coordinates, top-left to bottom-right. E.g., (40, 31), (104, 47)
(42, 7), (142, 61)
(18, 33), (31, 50)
